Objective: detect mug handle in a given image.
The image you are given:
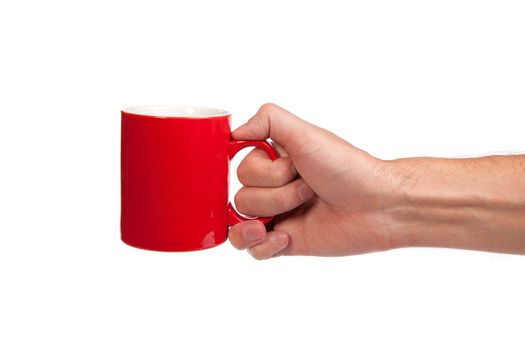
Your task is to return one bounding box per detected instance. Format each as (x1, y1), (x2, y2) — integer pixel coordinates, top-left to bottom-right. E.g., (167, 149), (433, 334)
(228, 138), (280, 226)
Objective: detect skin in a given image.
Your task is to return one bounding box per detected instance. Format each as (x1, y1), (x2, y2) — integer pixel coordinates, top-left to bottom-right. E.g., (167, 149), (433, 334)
(228, 103), (525, 259)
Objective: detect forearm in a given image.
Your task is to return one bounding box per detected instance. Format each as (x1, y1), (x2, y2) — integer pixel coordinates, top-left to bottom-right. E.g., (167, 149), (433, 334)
(388, 155), (525, 254)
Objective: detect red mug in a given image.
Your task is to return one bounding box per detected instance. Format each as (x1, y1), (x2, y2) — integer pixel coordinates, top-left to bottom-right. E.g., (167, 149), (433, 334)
(121, 105), (278, 252)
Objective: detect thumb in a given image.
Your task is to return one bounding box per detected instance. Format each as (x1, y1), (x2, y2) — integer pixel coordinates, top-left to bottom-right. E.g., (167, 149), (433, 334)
(232, 103), (318, 157)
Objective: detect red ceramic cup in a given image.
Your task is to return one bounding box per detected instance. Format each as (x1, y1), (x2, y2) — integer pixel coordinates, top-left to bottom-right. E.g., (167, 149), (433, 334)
(121, 105), (278, 252)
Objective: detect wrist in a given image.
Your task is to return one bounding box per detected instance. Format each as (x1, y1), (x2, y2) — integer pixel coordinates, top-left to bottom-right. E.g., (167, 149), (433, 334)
(382, 157), (471, 250)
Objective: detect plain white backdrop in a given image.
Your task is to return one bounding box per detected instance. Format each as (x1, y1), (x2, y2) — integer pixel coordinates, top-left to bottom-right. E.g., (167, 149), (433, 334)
(1, 0), (524, 349)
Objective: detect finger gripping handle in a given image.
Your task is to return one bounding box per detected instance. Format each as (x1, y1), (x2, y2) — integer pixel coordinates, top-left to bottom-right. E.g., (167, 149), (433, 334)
(228, 139), (279, 226)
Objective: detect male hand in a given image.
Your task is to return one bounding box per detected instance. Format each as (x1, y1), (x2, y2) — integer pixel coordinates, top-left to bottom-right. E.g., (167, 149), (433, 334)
(229, 104), (525, 259)
(229, 103), (399, 259)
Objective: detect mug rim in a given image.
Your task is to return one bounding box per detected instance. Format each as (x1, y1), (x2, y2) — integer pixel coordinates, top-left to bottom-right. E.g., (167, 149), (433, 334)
(122, 105), (230, 118)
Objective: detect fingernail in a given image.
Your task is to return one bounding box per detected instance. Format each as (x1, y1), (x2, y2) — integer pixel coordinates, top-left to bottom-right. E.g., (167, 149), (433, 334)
(298, 183), (314, 201)
(271, 233), (287, 246)
(243, 225), (261, 241)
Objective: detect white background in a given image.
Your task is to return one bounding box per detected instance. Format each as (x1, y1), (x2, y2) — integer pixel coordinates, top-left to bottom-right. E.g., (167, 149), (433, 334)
(1, 0), (524, 349)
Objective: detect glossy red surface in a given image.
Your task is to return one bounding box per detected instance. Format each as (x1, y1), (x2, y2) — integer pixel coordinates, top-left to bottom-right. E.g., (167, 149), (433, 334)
(121, 110), (278, 252)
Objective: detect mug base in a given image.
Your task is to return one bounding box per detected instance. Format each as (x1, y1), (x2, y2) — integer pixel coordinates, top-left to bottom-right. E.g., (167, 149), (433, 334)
(121, 237), (227, 252)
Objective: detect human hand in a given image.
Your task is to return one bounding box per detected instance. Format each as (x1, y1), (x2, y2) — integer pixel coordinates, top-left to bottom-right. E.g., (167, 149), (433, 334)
(228, 103), (401, 259)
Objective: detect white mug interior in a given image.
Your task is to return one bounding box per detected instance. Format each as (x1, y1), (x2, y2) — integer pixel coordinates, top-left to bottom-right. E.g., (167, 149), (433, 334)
(122, 105), (229, 118)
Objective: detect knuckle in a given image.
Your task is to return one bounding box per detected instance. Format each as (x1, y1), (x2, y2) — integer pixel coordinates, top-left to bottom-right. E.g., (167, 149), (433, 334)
(271, 163), (289, 186)
(237, 152), (261, 185)
(236, 162), (250, 184)
(260, 102), (277, 114)
(234, 190), (248, 213)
